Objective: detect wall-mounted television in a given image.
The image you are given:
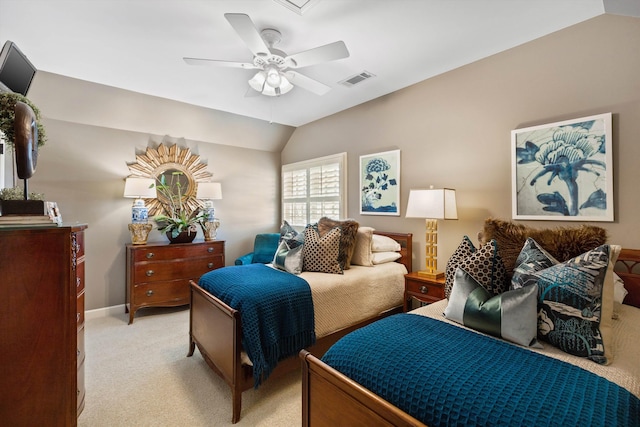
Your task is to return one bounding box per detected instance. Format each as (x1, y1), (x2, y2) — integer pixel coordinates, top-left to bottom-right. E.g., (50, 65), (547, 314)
(0, 40), (37, 96)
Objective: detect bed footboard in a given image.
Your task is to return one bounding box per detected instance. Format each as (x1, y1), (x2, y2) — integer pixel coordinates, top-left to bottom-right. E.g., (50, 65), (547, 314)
(189, 281), (248, 423)
(300, 350), (426, 427)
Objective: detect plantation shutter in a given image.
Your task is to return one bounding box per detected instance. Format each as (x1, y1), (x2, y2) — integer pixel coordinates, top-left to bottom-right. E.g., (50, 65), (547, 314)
(282, 153), (347, 228)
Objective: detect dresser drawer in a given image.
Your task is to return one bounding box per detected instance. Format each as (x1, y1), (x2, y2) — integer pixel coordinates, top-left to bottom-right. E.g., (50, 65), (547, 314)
(133, 256), (224, 283)
(405, 279), (444, 299)
(77, 291), (85, 328)
(75, 261), (85, 294)
(77, 327), (85, 368)
(132, 242), (223, 262)
(133, 279), (190, 304)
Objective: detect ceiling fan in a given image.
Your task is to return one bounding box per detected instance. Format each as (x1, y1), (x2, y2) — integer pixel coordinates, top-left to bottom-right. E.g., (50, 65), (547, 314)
(183, 13), (350, 97)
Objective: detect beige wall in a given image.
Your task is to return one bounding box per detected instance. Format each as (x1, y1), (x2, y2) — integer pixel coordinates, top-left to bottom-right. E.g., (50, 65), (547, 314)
(10, 74), (293, 311)
(5, 14), (639, 311)
(283, 14), (640, 271)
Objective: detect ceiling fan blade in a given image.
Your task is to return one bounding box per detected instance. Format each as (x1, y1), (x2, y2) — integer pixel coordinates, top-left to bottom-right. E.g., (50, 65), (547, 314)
(285, 41), (349, 68)
(224, 13), (271, 59)
(183, 57), (258, 69)
(285, 71), (331, 96)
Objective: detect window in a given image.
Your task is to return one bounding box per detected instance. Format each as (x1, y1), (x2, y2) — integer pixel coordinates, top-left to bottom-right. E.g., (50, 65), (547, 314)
(282, 152), (347, 228)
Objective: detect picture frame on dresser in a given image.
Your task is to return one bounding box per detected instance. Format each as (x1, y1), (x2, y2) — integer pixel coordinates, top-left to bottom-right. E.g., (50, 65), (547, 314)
(511, 112), (613, 221)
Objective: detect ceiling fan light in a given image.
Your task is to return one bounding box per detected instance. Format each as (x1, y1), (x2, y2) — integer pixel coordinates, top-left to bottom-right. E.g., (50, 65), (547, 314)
(279, 75), (293, 94)
(265, 67), (282, 88)
(248, 71), (266, 92)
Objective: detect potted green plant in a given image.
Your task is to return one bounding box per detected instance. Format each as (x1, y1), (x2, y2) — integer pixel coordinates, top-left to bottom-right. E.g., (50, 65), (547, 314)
(152, 171), (205, 243)
(0, 92), (47, 147)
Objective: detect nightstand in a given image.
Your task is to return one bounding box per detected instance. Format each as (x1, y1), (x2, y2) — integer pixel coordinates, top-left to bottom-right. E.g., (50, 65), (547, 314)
(404, 272), (446, 312)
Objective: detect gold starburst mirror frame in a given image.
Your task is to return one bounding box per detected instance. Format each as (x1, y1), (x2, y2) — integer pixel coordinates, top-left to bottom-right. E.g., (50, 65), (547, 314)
(127, 143), (212, 216)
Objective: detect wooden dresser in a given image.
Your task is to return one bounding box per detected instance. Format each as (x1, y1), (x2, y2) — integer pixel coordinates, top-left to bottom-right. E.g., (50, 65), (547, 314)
(126, 240), (225, 324)
(0, 224), (87, 426)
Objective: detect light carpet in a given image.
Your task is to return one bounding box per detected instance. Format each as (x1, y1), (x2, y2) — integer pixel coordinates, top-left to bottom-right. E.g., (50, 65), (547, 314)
(78, 307), (301, 426)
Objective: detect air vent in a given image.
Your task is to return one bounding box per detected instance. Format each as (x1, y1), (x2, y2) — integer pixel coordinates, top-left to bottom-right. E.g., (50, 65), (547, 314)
(272, 0), (322, 15)
(339, 71), (376, 87)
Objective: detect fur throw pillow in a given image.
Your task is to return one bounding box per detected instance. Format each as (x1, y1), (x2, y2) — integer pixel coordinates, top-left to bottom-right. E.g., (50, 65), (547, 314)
(317, 217), (359, 270)
(479, 218), (608, 280)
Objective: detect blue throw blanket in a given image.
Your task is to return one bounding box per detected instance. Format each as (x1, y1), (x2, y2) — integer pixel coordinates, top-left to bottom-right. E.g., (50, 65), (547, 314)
(199, 263), (315, 387)
(322, 314), (640, 427)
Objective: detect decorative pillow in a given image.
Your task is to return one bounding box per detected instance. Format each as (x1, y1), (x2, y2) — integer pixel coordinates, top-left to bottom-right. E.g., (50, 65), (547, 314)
(371, 251), (401, 265)
(302, 224), (343, 274)
(511, 238), (559, 288)
(272, 222), (305, 274)
(448, 239), (508, 298)
(371, 234), (401, 252)
(444, 268), (540, 347)
(317, 217), (359, 270)
(513, 239), (624, 321)
(351, 226), (375, 266)
(511, 244), (614, 364)
(479, 218), (608, 281)
(445, 236), (477, 299)
(613, 273), (628, 319)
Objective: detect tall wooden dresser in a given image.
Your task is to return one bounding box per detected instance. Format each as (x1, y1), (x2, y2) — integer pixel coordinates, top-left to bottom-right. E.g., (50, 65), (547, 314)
(126, 240), (225, 324)
(0, 224), (87, 426)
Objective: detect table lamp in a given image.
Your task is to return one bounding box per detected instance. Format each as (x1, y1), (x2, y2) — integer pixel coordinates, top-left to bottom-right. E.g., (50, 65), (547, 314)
(123, 177), (157, 244)
(405, 187), (458, 278)
(196, 182), (222, 241)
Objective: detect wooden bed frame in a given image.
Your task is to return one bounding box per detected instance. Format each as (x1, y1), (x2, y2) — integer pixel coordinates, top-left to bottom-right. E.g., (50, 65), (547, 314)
(300, 248), (640, 427)
(187, 231), (412, 423)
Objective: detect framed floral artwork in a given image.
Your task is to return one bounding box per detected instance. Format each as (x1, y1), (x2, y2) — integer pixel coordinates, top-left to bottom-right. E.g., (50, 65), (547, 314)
(360, 149), (400, 216)
(511, 112), (613, 221)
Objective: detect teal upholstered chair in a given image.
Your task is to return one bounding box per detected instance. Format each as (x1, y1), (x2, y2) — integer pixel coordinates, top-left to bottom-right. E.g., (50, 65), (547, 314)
(234, 233), (281, 265)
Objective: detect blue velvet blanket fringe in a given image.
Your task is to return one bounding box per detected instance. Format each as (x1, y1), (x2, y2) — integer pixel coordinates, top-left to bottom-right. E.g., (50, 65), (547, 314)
(322, 313), (640, 427)
(198, 263), (315, 387)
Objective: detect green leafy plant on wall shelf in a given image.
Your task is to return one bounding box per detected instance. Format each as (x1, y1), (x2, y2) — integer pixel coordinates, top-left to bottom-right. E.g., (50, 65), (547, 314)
(153, 171), (205, 239)
(0, 92), (47, 147)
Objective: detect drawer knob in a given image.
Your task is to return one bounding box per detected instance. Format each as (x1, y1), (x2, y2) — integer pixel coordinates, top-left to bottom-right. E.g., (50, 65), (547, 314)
(146, 270), (154, 276)
(146, 252), (155, 259)
(419, 286), (429, 294)
(207, 247), (214, 253)
(77, 313), (80, 321)
(146, 290), (154, 297)
(208, 262), (214, 269)
(77, 277), (81, 288)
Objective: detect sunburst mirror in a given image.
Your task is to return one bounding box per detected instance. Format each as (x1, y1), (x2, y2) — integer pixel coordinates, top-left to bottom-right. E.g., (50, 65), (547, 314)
(127, 143), (212, 216)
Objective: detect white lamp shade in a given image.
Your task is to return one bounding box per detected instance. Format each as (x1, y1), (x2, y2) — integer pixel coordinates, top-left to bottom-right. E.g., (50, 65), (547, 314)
(123, 177), (157, 199)
(197, 182), (223, 200)
(405, 188), (458, 220)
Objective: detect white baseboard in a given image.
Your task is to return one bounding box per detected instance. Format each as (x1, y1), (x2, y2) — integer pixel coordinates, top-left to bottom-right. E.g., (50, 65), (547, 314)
(86, 304), (127, 321)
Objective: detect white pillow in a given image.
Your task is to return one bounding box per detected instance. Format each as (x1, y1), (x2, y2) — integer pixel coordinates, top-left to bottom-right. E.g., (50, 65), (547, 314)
(613, 273), (628, 319)
(372, 234), (401, 252)
(371, 251), (401, 264)
(351, 226), (375, 266)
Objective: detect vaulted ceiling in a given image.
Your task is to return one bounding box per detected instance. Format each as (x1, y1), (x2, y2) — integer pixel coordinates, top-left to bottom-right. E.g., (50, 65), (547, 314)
(1, 0), (638, 128)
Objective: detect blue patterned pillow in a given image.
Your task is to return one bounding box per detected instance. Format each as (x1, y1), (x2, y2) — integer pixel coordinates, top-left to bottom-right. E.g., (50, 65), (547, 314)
(511, 238), (559, 289)
(511, 244), (614, 364)
(444, 267), (540, 347)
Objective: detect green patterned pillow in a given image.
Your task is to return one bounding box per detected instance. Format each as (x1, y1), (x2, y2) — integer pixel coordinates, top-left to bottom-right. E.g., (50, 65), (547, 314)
(444, 267), (540, 347)
(302, 224), (343, 274)
(511, 244), (614, 364)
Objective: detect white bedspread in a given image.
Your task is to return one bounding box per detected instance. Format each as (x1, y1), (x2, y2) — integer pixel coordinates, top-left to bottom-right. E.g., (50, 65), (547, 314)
(413, 299), (640, 398)
(300, 262), (407, 338)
